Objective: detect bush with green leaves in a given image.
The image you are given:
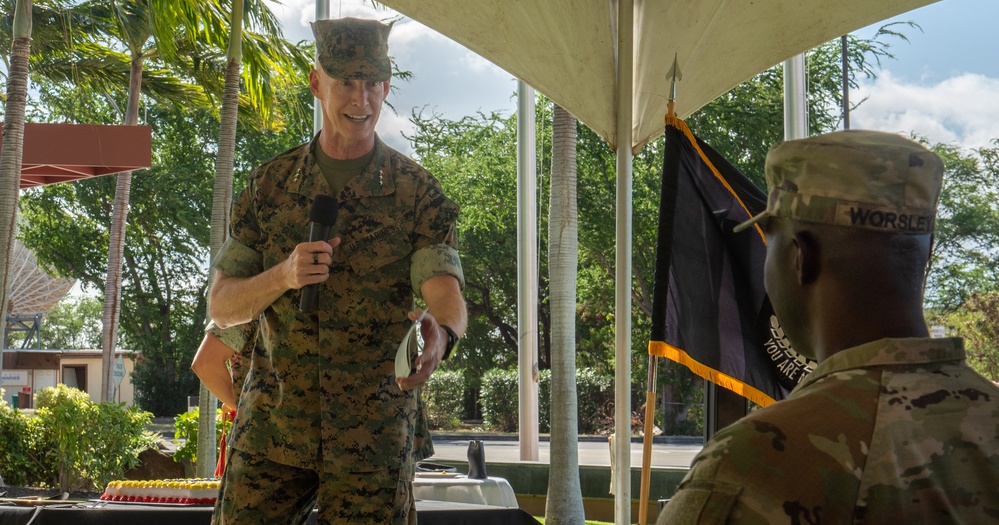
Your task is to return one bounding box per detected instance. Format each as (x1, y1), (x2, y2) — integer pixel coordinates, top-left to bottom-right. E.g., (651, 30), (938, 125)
(32, 385), (94, 491)
(423, 370), (464, 429)
(0, 385), (155, 492)
(0, 389), (35, 486)
(173, 407), (234, 468)
(480, 368), (519, 432)
(87, 401), (159, 488)
(538, 368), (613, 434)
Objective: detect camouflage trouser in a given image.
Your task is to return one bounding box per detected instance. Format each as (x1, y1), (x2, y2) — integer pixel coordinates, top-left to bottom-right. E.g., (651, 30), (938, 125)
(211, 448), (416, 525)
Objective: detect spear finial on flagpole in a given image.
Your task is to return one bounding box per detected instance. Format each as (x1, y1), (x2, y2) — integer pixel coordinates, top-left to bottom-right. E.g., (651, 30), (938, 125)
(666, 53), (683, 118)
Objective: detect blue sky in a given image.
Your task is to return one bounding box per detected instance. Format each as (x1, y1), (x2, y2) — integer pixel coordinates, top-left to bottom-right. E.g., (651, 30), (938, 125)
(268, 0), (999, 155)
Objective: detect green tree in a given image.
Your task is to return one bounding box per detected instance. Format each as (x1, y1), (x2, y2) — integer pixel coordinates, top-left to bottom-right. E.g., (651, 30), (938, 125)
(926, 141), (999, 311)
(41, 294), (103, 349)
(686, 25), (914, 187)
(18, 81), (312, 415)
(408, 108), (528, 417)
(932, 292), (999, 382)
(54, 0), (308, 404)
(0, 0), (35, 390)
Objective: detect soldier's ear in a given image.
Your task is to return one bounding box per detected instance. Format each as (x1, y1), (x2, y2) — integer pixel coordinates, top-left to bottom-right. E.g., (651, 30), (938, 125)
(792, 230), (820, 286)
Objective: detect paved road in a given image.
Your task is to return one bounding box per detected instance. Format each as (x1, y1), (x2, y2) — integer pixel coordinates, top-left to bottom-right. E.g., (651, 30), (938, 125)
(427, 436), (702, 469)
(161, 428), (702, 470)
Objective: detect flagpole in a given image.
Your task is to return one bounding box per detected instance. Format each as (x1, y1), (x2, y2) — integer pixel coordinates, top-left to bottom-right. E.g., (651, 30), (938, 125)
(638, 358), (657, 525)
(638, 58), (681, 525)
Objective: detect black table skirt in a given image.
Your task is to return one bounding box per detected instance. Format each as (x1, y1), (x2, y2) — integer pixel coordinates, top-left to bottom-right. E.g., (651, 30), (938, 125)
(0, 499), (540, 525)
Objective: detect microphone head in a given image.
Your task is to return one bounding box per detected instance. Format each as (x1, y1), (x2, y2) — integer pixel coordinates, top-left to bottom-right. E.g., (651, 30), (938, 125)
(309, 195), (339, 225)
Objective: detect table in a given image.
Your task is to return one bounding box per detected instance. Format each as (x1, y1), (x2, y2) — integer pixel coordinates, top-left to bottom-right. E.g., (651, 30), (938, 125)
(413, 474), (519, 508)
(0, 499), (539, 525)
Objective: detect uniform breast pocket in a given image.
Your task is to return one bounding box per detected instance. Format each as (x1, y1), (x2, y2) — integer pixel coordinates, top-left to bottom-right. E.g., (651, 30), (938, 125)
(261, 223), (309, 270)
(341, 224), (412, 277)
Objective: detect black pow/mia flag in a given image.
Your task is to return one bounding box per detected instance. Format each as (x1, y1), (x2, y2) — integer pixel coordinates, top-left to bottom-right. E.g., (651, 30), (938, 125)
(648, 117), (815, 406)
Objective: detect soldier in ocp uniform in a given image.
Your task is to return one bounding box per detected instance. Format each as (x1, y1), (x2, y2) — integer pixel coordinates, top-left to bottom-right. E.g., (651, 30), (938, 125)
(208, 17), (467, 525)
(658, 130), (999, 524)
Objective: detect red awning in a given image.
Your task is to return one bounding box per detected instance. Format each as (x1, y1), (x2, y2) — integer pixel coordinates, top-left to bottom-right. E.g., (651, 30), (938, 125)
(1, 122), (152, 188)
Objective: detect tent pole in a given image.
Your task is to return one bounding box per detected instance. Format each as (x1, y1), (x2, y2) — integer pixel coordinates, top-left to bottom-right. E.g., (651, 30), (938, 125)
(783, 54), (808, 140)
(614, 0), (634, 522)
(516, 80), (540, 461)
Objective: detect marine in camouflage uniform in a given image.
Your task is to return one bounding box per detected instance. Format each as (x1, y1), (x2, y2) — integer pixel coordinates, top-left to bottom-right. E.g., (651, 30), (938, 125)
(208, 17), (465, 525)
(658, 131), (999, 524)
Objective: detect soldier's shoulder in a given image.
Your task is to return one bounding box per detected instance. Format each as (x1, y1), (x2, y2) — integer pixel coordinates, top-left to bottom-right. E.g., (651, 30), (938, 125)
(381, 142), (435, 180)
(249, 142), (311, 182)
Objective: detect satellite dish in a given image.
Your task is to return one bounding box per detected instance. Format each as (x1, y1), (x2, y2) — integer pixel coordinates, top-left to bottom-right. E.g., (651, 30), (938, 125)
(6, 238), (76, 316)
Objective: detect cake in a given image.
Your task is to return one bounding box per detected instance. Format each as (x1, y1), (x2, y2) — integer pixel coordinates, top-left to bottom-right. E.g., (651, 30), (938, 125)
(100, 478), (220, 504)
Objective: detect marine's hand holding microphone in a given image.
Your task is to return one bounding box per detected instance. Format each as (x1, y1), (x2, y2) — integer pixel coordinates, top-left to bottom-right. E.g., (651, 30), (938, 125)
(299, 195), (338, 312)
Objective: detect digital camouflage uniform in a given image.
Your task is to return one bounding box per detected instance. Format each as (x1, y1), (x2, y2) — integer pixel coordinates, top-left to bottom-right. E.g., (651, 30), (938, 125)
(207, 321), (258, 404)
(657, 337), (999, 524)
(211, 133), (461, 525)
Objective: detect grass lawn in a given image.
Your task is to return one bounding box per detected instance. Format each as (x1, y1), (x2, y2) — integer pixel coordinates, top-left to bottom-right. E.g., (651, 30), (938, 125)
(534, 519), (612, 525)
(146, 417), (175, 437)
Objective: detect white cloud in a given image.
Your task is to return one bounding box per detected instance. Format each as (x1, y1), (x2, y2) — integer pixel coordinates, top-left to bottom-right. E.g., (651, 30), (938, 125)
(852, 71), (999, 151)
(264, 0), (394, 43)
(376, 104), (417, 155)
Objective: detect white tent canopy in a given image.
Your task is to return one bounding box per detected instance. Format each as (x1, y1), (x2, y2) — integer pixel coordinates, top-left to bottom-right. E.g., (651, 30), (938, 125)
(380, 0), (935, 153)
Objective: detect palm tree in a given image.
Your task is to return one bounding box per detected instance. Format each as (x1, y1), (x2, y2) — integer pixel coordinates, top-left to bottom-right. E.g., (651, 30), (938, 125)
(545, 103), (585, 523)
(66, 0), (310, 405)
(194, 0), (247, 482)
(191, 0), (311, 478)
(0, 0), (33, 385)
(85, 0), (173, 404)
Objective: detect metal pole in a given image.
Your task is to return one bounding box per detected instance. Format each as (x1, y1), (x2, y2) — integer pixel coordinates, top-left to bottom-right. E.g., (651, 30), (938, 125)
(614, 0), (634, 522)
(516, 80), (540, 461)
(314, 0), (330, 136)
(783, 54), (808, 140)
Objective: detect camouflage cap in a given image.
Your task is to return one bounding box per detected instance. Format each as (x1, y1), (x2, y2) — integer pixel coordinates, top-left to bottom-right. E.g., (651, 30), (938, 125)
(311, 17), (392, 81)
(734, 130), (944, 234)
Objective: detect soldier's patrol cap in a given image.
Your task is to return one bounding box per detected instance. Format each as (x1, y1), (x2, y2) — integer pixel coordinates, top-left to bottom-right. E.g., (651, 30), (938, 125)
(311, 17), (392, 81)
(734, 130), (944, 235)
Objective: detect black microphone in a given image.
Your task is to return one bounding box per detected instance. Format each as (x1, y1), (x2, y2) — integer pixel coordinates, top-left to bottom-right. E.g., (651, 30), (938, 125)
(299, 195), (338, 312)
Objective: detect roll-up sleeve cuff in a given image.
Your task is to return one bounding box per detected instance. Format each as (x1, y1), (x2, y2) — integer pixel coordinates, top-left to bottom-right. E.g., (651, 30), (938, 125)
(212, 237), (263, 278)
(206, 320), (257, 352)
(411, 244), (464, 297)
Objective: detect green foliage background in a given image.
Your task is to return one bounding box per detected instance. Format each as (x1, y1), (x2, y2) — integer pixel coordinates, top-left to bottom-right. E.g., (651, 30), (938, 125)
(0, 385), (156, 491)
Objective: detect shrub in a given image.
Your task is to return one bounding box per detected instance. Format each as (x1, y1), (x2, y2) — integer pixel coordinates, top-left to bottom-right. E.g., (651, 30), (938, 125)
(173, 408), (234, 468)
(479, 369), (519, 432)
(538, 368), (613, 434)
(32, 385), (96, 491)
(87, 402), (158, 488)
(6, 385), (155, 492)
(423, 370), (464, 429)
(0, 389), (34, 486)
